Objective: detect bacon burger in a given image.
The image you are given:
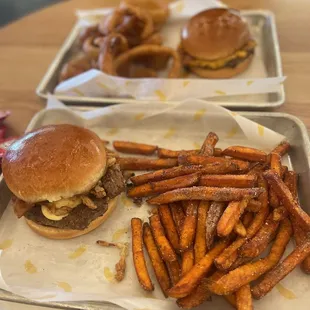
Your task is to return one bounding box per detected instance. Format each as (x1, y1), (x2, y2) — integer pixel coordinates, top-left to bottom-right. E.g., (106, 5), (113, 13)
(179, 8), (256, 78)
(2, 124), (125, 239)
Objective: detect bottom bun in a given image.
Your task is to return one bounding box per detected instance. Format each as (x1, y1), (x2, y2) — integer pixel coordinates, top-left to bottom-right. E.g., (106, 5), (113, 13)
(25, 197), (118, 240)
(190, 54), (253, 79)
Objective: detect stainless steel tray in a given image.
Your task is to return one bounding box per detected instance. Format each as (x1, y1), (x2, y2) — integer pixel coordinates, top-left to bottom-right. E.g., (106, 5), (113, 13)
(36, 10), (284, 109)
(0, 109), (309, 310)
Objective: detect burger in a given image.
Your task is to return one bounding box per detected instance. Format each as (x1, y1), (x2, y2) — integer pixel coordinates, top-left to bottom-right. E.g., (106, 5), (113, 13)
(179, 8), (256, 79)
(2, 124), (125, 239)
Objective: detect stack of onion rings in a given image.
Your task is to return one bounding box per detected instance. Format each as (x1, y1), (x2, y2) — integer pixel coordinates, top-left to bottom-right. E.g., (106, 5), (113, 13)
(114, 45), (182, 78)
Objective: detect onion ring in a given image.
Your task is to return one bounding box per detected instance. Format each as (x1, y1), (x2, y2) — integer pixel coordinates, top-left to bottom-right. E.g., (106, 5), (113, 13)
(98, 34), (129, 75)
(141, 32), (163, 46)
(82, 35), (105, 59)
(114, 45), (182, 78)
(79, 25), (101, 44)
(59, 54), (96, 82)
(120, 0), (169, 30)
(98, 6), (154, 46)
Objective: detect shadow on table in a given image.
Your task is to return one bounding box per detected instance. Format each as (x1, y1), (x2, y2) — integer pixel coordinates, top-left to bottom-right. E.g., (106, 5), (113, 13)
(0, 0), (63, 27)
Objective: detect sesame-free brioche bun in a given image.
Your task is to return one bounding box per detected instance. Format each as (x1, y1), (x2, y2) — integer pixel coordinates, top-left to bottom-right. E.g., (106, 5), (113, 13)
(181, 8), (251, 60)
(190, 54), (253, 79)
(120, 0), (169, 29)
(25, 197), (118, 239)
(2, 124), (107, 204)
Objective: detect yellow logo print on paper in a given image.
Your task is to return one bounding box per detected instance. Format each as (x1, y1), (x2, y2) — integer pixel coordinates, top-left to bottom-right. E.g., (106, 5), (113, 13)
(194, 109), (206, 121)
(193, 142), (201, 150)
(107, 128), (119, 136)
(164, 128), (176, 139)
(0, 239), (13, 250)
(258, 124), (264, 137)
(226, 126), (239, 138)
(275, 283), (296, 300)
(112, 228), (128, 242)
(247, 80), (254, 86)
(24, 260), (37, 274)
(57, 282), (72, 292)
(183, 81), (190, 87)
(134, 113), (145, 121)
(121, 194), (132, 208)
(104, 267), (114, 282)
(154, 90), (167, 101)
(68, 245), (87, 259)
(215, 90), (227, 96)
(72, 88), (84, 97)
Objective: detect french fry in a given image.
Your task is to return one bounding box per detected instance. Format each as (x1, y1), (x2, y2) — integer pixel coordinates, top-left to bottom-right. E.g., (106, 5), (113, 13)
(271, 141), (290, 157)
(176, 271), (224, 309)
(252, 237), (310, 299)
(206, 202), (226, 249)
(263, 170), (310, 231)
(131, 218), (154, 291)
(284, 171), (310, 274)
(127, 173), (200, 198)
(168, 238), (230, 298)
(247, 163), (267, 175)
(113, 141), (157, 155)
(222, 146), (268, 162)
(179, 201), (199, 252)
(158, 205), (179, 252)
(214, 203), (269, 271)
(143, 223), (171, 296)
(207, 218), (292, 295)
(281, 165), (288, 179)
(200, 174), (257, 188)
(130, 165), (204, 186)
(214, 148), (223, 156)
(246, 199), (262, 212)
(200, 132), (219, 156)
(234, 220), (247, 237)
(166, 260), (181, 286)
(147, 186), (264, 205)
(178, 154), (250, 172)
(242, 212), (254, 228)
(119, 157), (177, 171)
(157, 148), (198, 158)
(101, 139), (110, 144)
(269, 152), (281, 208)
(217, 197), (251, 237)
(96, 240), (129, 282)
(272, 206), (288, 221)
(149, 214), (178, 263)
(169, 202), (185, 235)
(181, 248), (194, 276)
(194, 201), (209, 263)
(239, 213), (280, 259)
(224, 294), (237, 308)
(236, 284), (253, 310)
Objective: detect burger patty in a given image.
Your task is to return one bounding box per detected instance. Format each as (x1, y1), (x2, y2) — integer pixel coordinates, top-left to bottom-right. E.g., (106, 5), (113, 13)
(24, 163), (125, 230)
(181, 40), (256, 70)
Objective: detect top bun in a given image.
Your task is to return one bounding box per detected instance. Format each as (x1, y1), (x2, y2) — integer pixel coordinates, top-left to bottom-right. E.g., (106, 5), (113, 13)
(181, 8), (251, 60)
(2, 124), (106, 203)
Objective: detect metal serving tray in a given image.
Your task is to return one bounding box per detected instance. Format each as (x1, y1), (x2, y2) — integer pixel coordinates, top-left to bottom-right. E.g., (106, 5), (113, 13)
(0, 110), (309, 310)
(36, 10), (284, 109)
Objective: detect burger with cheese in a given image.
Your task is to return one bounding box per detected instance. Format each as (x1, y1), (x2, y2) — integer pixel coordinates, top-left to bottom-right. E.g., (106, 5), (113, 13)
(2, 124), (125, 239)
(179, 8), (256, 79)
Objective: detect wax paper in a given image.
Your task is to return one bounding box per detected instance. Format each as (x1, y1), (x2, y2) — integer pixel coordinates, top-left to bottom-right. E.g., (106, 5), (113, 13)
(54, 0), (285, 102)
(0, 96), (308, 310)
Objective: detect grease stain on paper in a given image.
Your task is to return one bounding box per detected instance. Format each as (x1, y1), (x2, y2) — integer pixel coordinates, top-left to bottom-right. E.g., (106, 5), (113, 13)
(164, 128), (176, 139)
(106, 128), (119, 136)
(112, 228), (128, 242)
(193, 109), (206, 121)
(134, 113), (145, 121)
(154, 90), (167, 101)
(104, 266), (114, 282)
(247, 80), (254, 86)
(226, 126), (239, 138)
(0, 239), (13, 250)
(121, 194), (132, 208)
(276, 283), (296, 299)
(183, 80), (190, 87)
(24, 260), (37, 274)
(57, 282), (72, 292)
(72, 88), (84, 97)
(215, 90), (227, 96)
(68, 245), (87, 259)
(258, 124), (265, 137)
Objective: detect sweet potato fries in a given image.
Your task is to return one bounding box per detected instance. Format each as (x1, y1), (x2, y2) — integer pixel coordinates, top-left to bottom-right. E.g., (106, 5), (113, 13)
(113, 136), (310, 310)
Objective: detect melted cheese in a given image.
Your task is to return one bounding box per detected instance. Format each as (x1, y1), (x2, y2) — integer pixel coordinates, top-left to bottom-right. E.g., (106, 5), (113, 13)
(40, 197), (82, 221)
(186, 40), (256, 69)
